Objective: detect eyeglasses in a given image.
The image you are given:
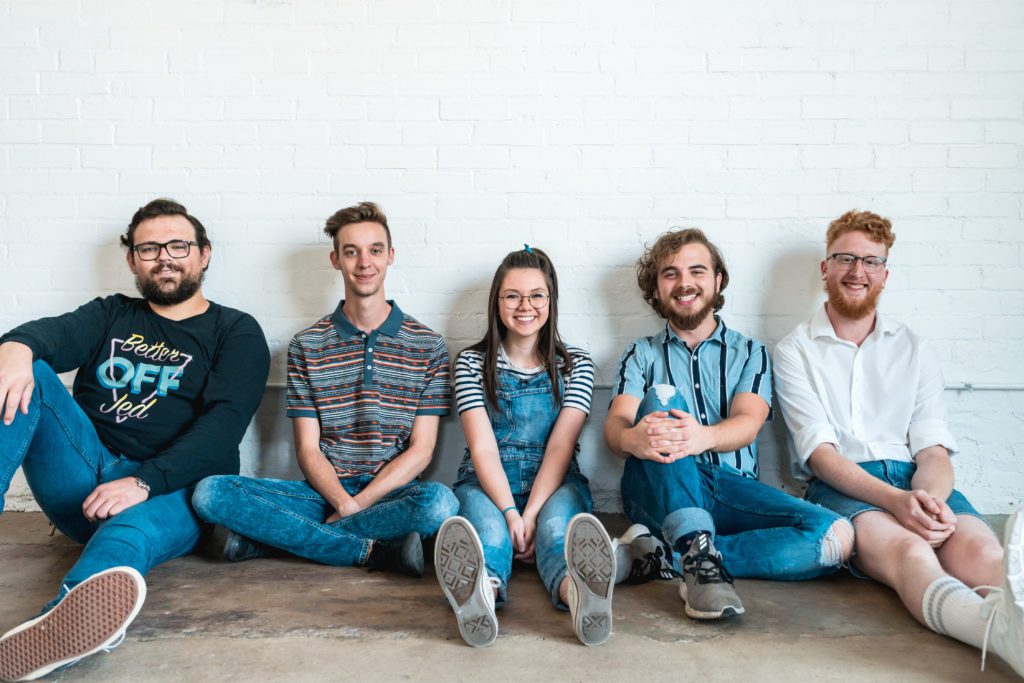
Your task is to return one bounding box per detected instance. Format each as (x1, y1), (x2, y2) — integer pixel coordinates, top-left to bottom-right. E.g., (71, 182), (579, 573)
(500, 292), (550, 309)
(133, 240), (199, 261)
(828, 252), (887, 273)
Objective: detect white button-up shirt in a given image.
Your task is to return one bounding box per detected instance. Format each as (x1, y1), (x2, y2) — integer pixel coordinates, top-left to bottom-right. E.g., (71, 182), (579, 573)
(773, 304), (958, 480)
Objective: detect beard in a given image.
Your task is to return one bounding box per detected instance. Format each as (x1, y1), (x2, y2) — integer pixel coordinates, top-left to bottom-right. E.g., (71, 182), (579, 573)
(656, 287), (716, 331)
(135, 264), (204, 306)
(824, 277), (882, 320)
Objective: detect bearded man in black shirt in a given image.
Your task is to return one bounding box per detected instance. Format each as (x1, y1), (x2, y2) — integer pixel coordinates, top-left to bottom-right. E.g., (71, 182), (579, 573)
(0, 198), (270, 681)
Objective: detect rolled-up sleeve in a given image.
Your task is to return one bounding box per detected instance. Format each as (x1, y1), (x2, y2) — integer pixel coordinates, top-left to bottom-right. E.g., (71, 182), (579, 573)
(736, 340), (773, 413)
(908, 340), (958, 457)
(772, 338), (839, 474)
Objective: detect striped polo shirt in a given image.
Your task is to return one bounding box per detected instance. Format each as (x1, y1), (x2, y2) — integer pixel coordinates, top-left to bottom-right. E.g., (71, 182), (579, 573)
(287, 301), (450, 478)
(453, 344), (595, 415)
(613, 316), (772, 479)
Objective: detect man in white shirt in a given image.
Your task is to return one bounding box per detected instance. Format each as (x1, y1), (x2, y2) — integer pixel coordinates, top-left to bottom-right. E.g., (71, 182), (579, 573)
(774, 210), (1023, 676)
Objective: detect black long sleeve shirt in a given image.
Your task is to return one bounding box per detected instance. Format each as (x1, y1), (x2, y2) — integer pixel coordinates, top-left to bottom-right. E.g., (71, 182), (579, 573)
(1, 294), (270, 496)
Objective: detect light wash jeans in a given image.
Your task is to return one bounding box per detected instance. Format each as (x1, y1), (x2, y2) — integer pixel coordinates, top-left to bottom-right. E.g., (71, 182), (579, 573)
(455, 465), (591, 608)
(0, 361), (201, 608)
(192, 474), (458, 566)
(620, 384), (846, 580)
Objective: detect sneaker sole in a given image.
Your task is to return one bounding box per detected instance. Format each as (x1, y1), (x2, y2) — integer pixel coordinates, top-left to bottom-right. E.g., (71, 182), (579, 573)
(678, 582), (745, 620)
(1005, 509), (1023, 609)
(566, 513), (615, 646)
(0, 567), (146, 681)
(434, 517), (497, 648)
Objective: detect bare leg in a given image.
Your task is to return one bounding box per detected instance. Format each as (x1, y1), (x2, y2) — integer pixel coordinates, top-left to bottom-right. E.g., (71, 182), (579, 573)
(851, 510), (946, 624)
(935, 515), (1004, 592)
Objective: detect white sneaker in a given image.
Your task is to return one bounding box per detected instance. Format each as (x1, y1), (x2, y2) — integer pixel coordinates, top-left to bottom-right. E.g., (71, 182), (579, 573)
(981, 510), (1024, 676)
(612, 523), (677, 585)
(0, 567), (146, 681)
(435, 516), (499, 648)
(565, 513), (615, 646)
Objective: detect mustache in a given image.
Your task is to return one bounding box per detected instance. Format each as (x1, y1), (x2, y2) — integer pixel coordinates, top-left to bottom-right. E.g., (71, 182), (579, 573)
(149, 262), (183, 274)
(671, 286), (701, 298)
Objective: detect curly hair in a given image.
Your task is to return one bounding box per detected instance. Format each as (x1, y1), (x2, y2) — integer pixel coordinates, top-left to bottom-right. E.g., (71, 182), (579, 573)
(826, 210), (896, 250)
(636, 228), (729, 314)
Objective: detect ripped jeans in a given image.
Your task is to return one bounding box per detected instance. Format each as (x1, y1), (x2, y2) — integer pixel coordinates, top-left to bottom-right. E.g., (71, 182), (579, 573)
(619, 385), (850, 580)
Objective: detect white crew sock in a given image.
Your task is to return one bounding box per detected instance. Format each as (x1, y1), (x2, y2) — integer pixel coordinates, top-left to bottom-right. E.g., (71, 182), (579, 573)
(921, 575), (987, 649)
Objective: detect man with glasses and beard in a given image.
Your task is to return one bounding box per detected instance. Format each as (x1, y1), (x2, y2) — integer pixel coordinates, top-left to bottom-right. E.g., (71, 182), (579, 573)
(604, 228), (854, 621)
(774, 210), (1023, 676)
(0, 198), (269, 680)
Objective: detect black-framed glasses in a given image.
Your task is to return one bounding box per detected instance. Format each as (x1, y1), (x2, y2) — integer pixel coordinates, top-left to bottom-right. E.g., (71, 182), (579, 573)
(499, 292), (550, 309)
(133, 240), (199, 261)
(828, 252), (887, 273)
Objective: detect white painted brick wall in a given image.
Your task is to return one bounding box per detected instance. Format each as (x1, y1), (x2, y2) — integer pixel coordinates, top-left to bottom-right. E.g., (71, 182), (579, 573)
(2, 0), (1022, 514)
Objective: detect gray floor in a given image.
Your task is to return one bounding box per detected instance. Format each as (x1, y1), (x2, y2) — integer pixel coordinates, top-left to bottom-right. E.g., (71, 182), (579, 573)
(1, 512), (1017, 682)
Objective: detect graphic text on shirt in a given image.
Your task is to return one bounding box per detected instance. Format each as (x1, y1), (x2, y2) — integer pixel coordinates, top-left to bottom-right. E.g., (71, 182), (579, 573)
(95, 333), (193, 423)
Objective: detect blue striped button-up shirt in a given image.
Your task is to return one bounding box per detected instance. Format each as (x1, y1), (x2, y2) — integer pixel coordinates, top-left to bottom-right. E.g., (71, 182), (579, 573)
(612, 316), (772, 479)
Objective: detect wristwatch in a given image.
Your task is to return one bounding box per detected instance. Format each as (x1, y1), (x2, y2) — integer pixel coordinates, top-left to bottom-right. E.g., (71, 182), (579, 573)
(134, 477), (151, 494)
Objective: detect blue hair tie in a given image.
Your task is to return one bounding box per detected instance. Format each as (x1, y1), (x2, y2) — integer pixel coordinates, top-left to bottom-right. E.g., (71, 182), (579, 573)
(523, 243), (533, 254)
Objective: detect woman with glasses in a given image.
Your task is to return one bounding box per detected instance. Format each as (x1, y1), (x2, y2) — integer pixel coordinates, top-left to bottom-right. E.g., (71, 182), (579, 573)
(434, 246), (616, 648)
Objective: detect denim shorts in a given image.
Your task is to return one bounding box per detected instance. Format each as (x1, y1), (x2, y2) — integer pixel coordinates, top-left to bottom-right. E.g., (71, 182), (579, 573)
(806, 459), (985, 523)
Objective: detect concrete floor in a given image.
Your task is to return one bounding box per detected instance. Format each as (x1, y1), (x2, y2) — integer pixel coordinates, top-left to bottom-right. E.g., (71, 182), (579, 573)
(1, 512), (1018, 682)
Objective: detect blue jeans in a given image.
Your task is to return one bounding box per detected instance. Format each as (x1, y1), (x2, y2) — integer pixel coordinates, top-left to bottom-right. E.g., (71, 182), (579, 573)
(454, 467), (591, 609)
(620, 385), (846, 580)
(0, 361), (202, 606)
(191, 474), (458, 566)
(807, 459), (985, 523)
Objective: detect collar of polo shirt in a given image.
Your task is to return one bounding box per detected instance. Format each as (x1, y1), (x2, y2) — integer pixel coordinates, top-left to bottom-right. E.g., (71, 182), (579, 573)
(331, 299), (405, 339)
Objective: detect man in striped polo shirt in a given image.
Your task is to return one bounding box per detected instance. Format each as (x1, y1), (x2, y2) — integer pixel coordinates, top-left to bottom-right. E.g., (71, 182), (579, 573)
(193, 201), (457, 577)
(603, 228), (854, 620)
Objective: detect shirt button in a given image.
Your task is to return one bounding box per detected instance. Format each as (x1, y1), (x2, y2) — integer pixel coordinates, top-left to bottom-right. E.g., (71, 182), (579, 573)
(700, 413), (706, 419)
(368, 348), (373, 353)
(366, 365), (372, 370)
(694, 383), (700, 389)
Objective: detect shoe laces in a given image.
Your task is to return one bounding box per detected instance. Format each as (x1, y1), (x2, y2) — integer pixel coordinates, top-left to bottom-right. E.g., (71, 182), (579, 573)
(628, 546), (680, 584)
(101, 630), (127, 654)
(974, 585), (1002, 672)
(682, 546), (735, 586)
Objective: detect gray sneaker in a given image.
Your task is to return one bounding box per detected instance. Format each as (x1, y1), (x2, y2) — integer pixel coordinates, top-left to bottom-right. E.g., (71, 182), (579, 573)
(435, 517), (499, 647)
(565, 513), (615, 646)
(678, 532), (744, 619)
(612, 523), (678, 585)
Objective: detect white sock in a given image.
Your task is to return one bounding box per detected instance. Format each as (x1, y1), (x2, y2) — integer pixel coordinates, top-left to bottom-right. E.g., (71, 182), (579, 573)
(921, 576), (987, 649)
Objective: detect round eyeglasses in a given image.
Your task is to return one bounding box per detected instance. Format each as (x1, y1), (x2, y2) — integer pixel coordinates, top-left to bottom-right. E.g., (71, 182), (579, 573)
(499, 292), (550, 309)
(133, 240), (199, 261)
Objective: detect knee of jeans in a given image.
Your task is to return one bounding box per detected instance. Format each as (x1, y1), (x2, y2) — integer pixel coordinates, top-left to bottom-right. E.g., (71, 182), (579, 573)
(418, 484), (459, 522)
(191, 475), (233, 519)
(30, 360), (62, 397)
(636, 384), (689, 423)
(819, 518), (855, 567)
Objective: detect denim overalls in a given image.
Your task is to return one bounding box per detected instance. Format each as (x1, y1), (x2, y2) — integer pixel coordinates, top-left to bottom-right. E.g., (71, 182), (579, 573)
(454, 364), (591, 607)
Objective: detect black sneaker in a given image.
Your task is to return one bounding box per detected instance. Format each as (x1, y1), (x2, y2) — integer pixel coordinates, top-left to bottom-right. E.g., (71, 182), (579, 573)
(366, 532), (424, 577)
